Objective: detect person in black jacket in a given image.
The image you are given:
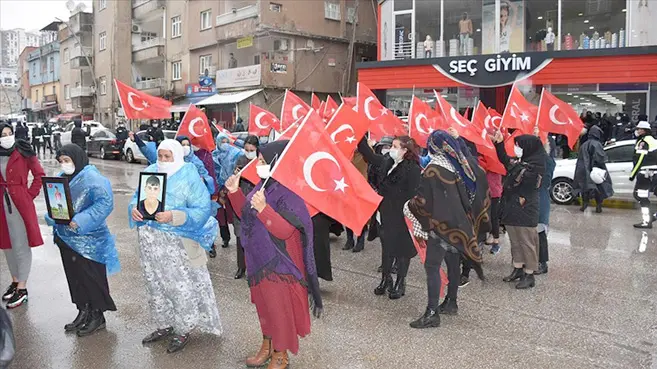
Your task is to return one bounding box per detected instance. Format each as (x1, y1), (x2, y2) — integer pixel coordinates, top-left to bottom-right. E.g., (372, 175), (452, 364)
(14, 122), (28, 141)
(493, 131), (545, 289)
(146, 121), (164, 146)
(31, 123), (44, 156)
(115, 121), (129, 152)
(358, 136), (421, 299)
(70, 119), (89, 151)
(42, 122), (53, 155)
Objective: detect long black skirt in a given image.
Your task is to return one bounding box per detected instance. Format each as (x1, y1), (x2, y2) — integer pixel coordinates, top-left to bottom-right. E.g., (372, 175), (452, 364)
(54, 235), (117, 312)
(312, 214), (333, 281)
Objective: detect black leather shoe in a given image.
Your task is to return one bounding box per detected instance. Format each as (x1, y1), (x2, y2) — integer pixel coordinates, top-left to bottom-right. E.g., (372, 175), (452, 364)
(167, 334), (189, 353)
(595, 203), (603, 213)
(409, 308), (440, 329)
(374, 275), (393, 296)
(388, 277), (406, 300)
(2, 283), (17, 301)
(535, 262), (548, 275)
(352, 236), (365, 253)
(234, 268), (246, 280)
(438, 298), (458, 315)
(142, 327), (174, 344)
(77, 310), (106, 337)
(209, 246), (217, 258)
(65, 305), (90, 332)
(503, 268), (524, 282)
(342, 238), (354, 251)
(516, 273), (536, 289)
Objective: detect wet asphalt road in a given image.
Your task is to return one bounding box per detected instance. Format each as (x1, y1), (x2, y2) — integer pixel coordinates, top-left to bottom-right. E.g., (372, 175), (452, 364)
(3, 156), (657, 369)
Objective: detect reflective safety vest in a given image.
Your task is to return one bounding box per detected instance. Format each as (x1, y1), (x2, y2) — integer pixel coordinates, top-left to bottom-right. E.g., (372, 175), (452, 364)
(631, 135), (657, 178)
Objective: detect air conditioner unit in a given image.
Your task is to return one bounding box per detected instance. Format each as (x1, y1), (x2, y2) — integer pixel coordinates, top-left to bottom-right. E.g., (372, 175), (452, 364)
(132, 24), (142, 34)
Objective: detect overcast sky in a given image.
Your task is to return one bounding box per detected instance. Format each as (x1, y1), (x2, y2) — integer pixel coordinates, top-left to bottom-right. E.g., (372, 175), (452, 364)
(0, 0), (93, 32)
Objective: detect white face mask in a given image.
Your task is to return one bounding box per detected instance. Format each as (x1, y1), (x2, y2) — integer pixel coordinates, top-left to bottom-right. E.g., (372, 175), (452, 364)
(389, 148), (402, 162)
(245, 151), (257, 160)
(182, 146), (191, 156)
(514, 145), (524, 158)
(256, 164), (271, 179)
(0, 135), (15, 149)
(381, 148), (390, 155)
(61, 162), (75, 175)
(158, 161), (177, 176)
(153, 124), (159, 128)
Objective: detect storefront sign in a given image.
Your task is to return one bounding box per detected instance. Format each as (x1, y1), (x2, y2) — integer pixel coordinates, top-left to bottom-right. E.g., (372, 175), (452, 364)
(237, 36), (254, 49)
(433, 54), (553, 88)
(626, 93), (647, 122)
(270, 63), (287, 74)
(216, 64), (261, 89)
(186, 83), (216, 97)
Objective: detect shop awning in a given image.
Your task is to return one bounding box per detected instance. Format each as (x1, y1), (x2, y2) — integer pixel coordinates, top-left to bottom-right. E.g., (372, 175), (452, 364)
(195, 89), (262, 106)
(33, 105), (59, 112)
(169, 96), (209, 113)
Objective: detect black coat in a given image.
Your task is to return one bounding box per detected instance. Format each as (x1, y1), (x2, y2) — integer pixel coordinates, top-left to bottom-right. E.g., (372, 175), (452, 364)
(71, 126), (88, 150)
(115, 127), (129, 141)
(574, 126), (614, 199)
(14, 125), (28, 140)
(495, 140), (544, 228)
(359, 140), (421, 258)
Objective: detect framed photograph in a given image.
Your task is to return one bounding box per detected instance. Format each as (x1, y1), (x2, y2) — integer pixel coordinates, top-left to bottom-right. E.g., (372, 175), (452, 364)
(42, 177), (74, 225)
(137, 172), (168, 220)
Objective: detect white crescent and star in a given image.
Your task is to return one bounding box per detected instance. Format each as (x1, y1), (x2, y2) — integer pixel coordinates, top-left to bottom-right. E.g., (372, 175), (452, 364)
(450, 107), (468, 128)
(414, 113), (431, 135)
(254, 112), (270, 129)
(302, 152), (348, 193)
(127, 92), (145, 111)
(490, 116), (502, 129)
(292, 105), (305, 120)
(188, 117), (204, 137)
(549, 105), (571, 125)
(364, 97), (376, 120)
(329, 124), (356, 144)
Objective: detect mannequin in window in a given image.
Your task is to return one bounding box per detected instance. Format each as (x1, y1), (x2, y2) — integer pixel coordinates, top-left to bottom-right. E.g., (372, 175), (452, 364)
(499, 2), (514, 53)
(459, 12), (473, 56)
(637, 0), (650, 46)
(545, 27), (555, 51)
(424, 35), (433, 58)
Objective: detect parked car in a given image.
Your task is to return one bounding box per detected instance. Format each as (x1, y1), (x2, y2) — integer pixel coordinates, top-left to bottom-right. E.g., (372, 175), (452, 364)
(60, 121), (106, 146)
(550, 139), (636, 205)
(124, 130), (176, 163)
(87, 129), (123, 160)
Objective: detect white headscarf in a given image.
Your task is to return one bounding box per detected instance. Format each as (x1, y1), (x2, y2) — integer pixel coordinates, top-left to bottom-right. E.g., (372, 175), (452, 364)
(157, 139), (185, 177)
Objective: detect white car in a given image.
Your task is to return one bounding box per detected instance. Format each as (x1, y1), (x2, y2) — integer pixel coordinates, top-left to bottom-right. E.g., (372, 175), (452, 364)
(124, 130), (177, 163)
(60, 121), (106, 146)
(550, 139), (636, 205)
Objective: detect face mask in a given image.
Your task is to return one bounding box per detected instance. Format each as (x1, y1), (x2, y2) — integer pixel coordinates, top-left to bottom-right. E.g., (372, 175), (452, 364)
(0, 135), (15, 149)
(389, 148), (401, 161)
(245, 151), (257, 160)
(61, 162), (75, 175)
(220, 142), (230, 150)
(514, 145), (523, 158)
(153, 124), (159, 128)
(635, 130), (642, 138)
(256, 164), (271, 179)
(158, 161), (176, 175)
(182, 146), (191, 156)
(381, 148), (390, 155)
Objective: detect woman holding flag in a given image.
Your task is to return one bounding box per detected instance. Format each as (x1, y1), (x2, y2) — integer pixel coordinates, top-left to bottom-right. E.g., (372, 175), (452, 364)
(212, 132), (244, 253)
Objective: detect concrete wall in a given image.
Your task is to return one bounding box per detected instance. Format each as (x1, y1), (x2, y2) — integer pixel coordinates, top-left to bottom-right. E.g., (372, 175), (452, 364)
(165, 0), (189, 96)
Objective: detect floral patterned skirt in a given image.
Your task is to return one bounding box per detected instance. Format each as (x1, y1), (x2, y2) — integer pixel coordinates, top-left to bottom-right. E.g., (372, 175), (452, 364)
(138, 226), (222, 336)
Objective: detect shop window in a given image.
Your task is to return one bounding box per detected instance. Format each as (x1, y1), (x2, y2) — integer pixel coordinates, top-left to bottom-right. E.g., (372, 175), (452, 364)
(561, 0), (626, 50)
(269, 3), (282, 12)
(525, 0), (558, 52)
(394, 0), (412, 11)
(442, 0), (483, 57)
(482, 0), (526, 54)
(394, 13), (413, 59)
(628, 0), (655, 47)
(414, 0), (442, 58)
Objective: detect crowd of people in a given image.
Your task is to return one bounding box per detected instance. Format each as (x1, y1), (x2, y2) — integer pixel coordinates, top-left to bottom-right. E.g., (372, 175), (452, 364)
(0, 105), (652, 368)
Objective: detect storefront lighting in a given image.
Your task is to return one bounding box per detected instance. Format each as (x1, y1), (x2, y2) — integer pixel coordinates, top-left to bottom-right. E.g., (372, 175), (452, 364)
(537, 16), (543, 20)
(476, 28), (481, 32)
(589, 26), (595, 30)
(622, 8), (627, 12)
(567, 93), (572, 96)
(578, 12), (583, 16)
(573, 95), (579, 98)
(584, 20), (589, 23)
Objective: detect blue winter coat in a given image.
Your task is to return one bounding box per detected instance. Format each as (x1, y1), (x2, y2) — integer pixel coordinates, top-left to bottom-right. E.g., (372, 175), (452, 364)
(538, 154), (556, 226)
(45, 165), (120, 275)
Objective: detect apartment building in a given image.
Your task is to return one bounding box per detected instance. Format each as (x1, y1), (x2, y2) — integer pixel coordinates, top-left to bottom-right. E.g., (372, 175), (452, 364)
(0, 28), (41, 68)
(93, 0), (132, 127)
(165, 0), (377, 126)
(59, 11), (96, 120)
(0, 67), (20, 116)
(17, 47), (37, 114)
(131, 0), (167, 99)
(27, 27), (62, 121)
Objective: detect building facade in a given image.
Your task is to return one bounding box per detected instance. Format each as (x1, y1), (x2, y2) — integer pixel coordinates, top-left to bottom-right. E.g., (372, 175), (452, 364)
(359, 0), (657, 120)
(27, 41), (62, 120)
(0, 28), (41, 68)
(17, 46), (37, 115)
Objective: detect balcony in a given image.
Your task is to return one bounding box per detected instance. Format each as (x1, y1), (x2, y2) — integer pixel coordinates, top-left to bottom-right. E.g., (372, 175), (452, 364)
(69, 12), (93, 34)
(135, 78), (165, 96)
(132, 38), (165, 63)
(71, 96), (94, 109)
(132, 0), (165, 20)
(215, 5), (259, 27)
(70, 86), (94, 98)
(70, 46), (93, 68)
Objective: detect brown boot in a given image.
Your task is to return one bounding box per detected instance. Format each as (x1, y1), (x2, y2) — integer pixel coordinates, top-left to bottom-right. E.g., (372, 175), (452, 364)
(246, 337), (272, 367)
(267, 351), (289, 369)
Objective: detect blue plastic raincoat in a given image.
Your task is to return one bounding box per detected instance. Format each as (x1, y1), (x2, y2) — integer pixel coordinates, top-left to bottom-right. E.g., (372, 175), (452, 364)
(45, 165), (120, 275)
(212, 132), (244, 188)
(128, 163), (218, 251)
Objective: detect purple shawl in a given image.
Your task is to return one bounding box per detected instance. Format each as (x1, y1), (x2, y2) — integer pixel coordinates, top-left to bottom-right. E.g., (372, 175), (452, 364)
(195, 148), (217, 194)
(240, 180), (321, 306)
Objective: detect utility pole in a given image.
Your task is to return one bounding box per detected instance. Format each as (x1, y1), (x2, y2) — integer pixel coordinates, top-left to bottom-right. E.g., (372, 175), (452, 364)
(343, 0), (359, 96)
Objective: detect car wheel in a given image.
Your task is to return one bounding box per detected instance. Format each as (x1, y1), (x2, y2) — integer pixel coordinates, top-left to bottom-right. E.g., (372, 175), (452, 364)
(126, 148), (135, 163)
(100, 146), (107, 160)
(551, 178), (576, 205)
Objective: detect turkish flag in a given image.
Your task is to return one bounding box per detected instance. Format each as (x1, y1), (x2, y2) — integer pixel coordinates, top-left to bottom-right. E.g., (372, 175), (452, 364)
(114, 79), (172, 119)
(311, 93), (321, 110)
(249, 104), (278, 136)
(323, 95), (339, 121)
(434, 92), (489, 148)
(239, 158), (260, 186)
(177, 104), (216, 151)
(408, 96), (447, 148)
(537, 89), (584, 149)
(280, 90), (310, 131)
(356, 83), (407, 141)
(471, 102), (506, 175)
(500, 86), (537, 134)
(487, 108), (504, 130)
(324, 104), (370, 159)
(342, 96), (356, 108)
(271, 109), (382, 235)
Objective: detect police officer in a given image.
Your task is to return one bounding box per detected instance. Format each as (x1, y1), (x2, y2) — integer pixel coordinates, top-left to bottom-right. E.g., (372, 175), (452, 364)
(115, 120), (129, 152)
(42, 121), (53, 155)
(630, 120), (657, 228)
(146, 120), (164, 146)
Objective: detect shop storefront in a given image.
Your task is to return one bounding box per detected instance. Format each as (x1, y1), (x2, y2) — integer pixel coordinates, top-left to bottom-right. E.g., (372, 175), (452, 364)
(363, 0), (657, 119)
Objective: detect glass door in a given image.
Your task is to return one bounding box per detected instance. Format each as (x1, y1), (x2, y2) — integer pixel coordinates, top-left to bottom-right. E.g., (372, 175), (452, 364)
(394, 12), (414, 59)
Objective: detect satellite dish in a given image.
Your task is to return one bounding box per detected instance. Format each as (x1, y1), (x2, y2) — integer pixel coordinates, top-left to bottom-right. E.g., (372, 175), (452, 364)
(74, 3), (87, 12)
(65, 0), (75, 12)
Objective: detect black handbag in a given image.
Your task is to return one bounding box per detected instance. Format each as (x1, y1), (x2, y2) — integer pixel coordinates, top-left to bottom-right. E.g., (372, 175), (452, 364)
(0, 307), (15, 369)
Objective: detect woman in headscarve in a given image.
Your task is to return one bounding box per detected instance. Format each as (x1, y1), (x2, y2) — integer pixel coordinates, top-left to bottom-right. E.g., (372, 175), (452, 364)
(232, 135), (259, 280)
(129, 139), (221, 353)
(0, 123), (44, 309)
(46, 144), (119, 336)
(406, 130), (488, 328)
(493, 131), (546, 289)
(226, 141), (322, 369)
(212, 132), (244, 253)
(176, 135), (215, 195)
(358, 136), (421, 299)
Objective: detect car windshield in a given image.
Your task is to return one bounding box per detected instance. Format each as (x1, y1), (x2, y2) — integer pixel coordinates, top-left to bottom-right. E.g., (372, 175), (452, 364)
(164, 131), (176, 139)
(104, 131), (116, 139)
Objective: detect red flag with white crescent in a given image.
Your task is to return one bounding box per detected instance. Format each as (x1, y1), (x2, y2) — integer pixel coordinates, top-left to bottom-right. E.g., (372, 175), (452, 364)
(537, 89), (584, 149)
(248, 104), (278, 136)
(114, 79), (172, 119)
(500, 86), (537, 134)
(408, 96), (447, 148)
(311, 93), (321, 110)
(324, 104), (370, 159)
(434, 91), (489, 148)
(280, 90), (310, 131)
(323, 95), (339, 121)
(177, 104), (216, 151)
(471, 102), (506, 175)
(356, 83), (406, 141)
